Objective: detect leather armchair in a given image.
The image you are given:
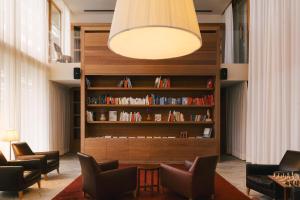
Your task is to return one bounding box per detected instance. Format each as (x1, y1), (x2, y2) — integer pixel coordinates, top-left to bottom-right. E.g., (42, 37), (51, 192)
(160, 155), (218, 200)
(0, 150), (41, 199)
(246, 150), (300, 199)
(77, 152), (137, 200)
(12, 142), (59, 179)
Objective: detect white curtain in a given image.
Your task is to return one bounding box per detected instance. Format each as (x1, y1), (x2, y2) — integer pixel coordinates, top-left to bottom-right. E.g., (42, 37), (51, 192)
(224, 3), (234, 64)
(247, 0), (300, 164)
(49, 82), (70, 155)
(226, 82), (247, 160)
(0, 0), (49, 158)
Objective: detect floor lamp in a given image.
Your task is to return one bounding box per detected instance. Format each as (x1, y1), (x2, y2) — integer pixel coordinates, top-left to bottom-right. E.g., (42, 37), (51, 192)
(0, 130), (19, 160)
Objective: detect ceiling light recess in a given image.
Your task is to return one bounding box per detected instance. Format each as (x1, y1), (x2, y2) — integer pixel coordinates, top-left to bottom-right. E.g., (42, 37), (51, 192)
(108, 0), (202, 60)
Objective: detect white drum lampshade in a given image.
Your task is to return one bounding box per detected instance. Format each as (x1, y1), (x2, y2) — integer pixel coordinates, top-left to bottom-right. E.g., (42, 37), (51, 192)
(108, 0), (202, 60)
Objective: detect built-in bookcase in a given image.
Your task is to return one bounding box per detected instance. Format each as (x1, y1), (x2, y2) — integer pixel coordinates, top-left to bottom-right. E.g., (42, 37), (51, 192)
(80, 24), (222, 162)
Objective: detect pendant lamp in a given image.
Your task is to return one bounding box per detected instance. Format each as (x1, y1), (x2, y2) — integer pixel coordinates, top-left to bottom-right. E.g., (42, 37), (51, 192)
(108, 0), (202, 60)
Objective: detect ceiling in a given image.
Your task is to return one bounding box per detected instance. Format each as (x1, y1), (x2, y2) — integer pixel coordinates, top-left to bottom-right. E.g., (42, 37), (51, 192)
(64, 0), (231, 15)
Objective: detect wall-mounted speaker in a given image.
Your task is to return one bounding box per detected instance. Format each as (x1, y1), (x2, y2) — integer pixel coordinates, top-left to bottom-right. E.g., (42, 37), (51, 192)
(73, 67), (81, 79)
(220, 68), (228, 80)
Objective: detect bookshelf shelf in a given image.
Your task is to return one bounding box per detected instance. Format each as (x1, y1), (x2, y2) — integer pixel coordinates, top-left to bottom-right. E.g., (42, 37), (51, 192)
(87, 104), (214, 108)
(87, 87), (214, 91)
(87, 121), (214, 125)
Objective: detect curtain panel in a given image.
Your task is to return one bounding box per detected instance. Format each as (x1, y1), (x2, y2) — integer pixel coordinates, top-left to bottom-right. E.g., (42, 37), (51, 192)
(247, 0), (300, 164)
(0, 0), (49, 158)
(224, 3), (234, 64)
(226, 82), (247, 160)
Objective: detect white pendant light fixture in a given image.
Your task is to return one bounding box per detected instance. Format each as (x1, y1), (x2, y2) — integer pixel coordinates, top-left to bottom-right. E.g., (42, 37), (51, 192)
(108, 0), (202, 60)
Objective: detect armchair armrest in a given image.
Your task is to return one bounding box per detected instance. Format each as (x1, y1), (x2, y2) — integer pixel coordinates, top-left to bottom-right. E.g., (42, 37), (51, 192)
(8, 159), (41, 170)
(160, 163), (192, 196)
(98, 160), (119, 171)
(16, 154), (46, 161)
(0, 166), (24, 187)
(35, 151), (59, 160)
(246, 163), (279, 176)
(184, 160), (193, 170)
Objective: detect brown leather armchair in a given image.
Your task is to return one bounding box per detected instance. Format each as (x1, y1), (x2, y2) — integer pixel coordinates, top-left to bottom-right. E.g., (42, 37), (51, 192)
(12, 142), (59, 179)
(77, 152), (137, 200)
(0, 150), (41, 199)
(246, 150), (300, 199)
(160, 155), (218, 200)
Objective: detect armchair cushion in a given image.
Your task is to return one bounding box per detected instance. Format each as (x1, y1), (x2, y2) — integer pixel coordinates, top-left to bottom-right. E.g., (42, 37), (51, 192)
(98, 160), (118, 171)
(247, 175), (274, 189)
(98, 166), (137, 196)
(246, 163), (279, 176)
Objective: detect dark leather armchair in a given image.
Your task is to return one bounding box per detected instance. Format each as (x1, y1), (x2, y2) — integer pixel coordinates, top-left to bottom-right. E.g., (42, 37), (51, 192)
(0, 150), (41, 199)
(246, 150), (300, 199)
(12, 142), (59, 179)
(77, 152), (137, 200)
(160, 155), (218, 200)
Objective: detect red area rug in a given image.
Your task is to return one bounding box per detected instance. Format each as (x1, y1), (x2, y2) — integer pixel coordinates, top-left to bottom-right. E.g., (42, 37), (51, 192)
(53, 167), (250, 200)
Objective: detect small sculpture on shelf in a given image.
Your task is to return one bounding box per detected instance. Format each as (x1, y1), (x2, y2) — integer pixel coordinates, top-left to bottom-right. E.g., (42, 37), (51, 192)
(154, 114), (162, 122)
(207, 79), (214, 89)
(99, 110), (106, 121)
(205, 109), (212, 122)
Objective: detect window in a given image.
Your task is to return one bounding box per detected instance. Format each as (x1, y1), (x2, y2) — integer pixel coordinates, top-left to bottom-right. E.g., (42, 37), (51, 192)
(49, 0), (62, 62)
(233, 0), (249, 63)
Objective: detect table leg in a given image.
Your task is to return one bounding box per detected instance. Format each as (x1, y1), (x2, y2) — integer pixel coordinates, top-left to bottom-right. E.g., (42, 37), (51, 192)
(144, 170), (147, 191)
(151, 170), (154, 192)
(157, 169), (160, 192)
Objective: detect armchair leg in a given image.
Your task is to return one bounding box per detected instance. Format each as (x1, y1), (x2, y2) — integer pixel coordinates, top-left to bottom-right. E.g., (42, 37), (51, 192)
(247, 188), (250, 195)
(18, 191), (23, 200)
(57, 168), (60, 174)
(44, 174), (48, 180)
(37, 180), (41, 189)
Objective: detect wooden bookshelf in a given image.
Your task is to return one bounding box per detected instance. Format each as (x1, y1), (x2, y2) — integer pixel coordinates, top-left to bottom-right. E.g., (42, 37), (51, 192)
(80, 24), (222, 163)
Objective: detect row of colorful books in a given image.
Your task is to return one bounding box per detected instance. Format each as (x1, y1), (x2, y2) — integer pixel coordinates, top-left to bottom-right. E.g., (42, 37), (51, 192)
(87, 94), (214, 106)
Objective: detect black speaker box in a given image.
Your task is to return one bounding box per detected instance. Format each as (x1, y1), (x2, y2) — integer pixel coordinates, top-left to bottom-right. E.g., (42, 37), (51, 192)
(73, 67), (81, 79)
(220, 68), (228, 80)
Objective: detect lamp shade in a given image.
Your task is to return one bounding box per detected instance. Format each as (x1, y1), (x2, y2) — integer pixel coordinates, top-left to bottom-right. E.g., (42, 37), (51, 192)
(108, 0), (202, 60)
(0, 130), (19, 142)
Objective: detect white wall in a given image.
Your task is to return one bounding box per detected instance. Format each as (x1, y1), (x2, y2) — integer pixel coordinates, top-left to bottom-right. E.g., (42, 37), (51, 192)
(71, 13), (224, 24)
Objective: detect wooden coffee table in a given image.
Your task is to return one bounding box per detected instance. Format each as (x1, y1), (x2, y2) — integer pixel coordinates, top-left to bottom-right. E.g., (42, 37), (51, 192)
(137, 164), (160, 195)
(268, 176), (291, 200)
